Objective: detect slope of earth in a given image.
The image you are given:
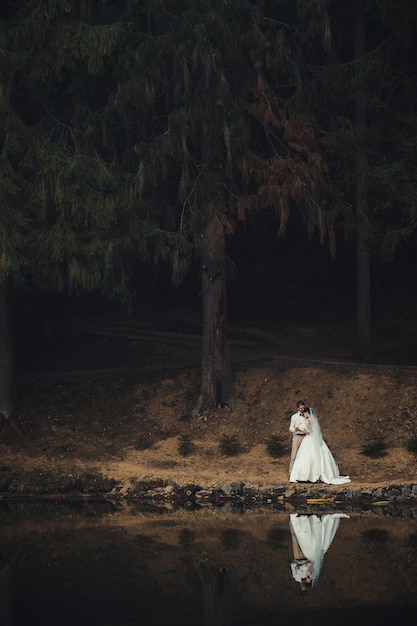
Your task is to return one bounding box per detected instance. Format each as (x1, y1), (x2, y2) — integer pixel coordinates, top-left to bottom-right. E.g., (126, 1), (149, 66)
(1, 299), (417, 500)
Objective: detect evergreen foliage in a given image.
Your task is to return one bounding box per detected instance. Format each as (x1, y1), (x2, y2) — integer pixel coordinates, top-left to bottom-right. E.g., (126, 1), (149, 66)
(2, 0), (416, 295)
(295, 0), (417, 260)
(1, 1), (131, 299)
(1, 0), (417, 411)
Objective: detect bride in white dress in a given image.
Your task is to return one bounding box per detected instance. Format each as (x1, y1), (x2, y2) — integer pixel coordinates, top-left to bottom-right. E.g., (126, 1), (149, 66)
(289, 407), (351, 484)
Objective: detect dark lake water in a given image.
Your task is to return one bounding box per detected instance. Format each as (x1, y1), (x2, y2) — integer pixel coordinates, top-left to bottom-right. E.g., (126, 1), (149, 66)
(1, 499), (416, 625)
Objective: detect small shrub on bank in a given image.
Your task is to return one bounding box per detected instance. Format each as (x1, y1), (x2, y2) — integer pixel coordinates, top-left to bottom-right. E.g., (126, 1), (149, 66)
(285, 409), (293, 421)
(219, 434), (240, 456)
(177, 434), (195, 456)
(360, 431), (387, 458)
(134, 435), (153, 451)
(406, 435), (417, 454)
(265, 434), (285, 458)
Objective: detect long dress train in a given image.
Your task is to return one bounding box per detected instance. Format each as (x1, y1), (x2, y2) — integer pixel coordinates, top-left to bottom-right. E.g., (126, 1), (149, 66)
(289, 408), (351, 484)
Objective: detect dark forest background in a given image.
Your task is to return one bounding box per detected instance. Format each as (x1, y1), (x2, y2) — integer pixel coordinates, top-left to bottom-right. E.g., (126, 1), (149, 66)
(15, 214), (416, 373)
(2, 0), (417, 419)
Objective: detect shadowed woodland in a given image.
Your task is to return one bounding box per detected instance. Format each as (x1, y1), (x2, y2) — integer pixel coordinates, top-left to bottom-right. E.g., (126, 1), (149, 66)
(1, 1), (417, 427)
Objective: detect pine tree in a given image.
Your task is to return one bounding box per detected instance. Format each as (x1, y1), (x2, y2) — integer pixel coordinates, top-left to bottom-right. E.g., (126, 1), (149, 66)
(1, 1), (327, 417)
(92, 1), (325, 413)
(0, 0), (133, 417)
(295, 0), (417, 361)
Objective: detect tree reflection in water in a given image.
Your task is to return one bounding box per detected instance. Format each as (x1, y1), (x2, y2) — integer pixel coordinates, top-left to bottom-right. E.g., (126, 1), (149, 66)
(0, 501), (416, 625)
(0, 551), (15, 626)
(193, 562), (236, 626)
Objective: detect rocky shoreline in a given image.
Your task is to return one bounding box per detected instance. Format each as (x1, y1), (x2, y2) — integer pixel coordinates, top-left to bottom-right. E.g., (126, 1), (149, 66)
(117, 480), (417, 515)
(2, 481), (417, 518)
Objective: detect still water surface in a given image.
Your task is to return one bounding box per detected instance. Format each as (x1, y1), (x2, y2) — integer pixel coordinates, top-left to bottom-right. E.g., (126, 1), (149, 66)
(1, 500), (416, 625)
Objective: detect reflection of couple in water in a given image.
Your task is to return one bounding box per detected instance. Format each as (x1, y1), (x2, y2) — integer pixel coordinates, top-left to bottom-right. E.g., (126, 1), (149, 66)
(290, 513), (349, 591)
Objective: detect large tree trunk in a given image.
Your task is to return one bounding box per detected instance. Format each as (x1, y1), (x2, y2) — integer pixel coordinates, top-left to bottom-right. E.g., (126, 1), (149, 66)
(0, 277), (17, 420)
(192, 213), (235, 416)
(354, 0), (373, 362)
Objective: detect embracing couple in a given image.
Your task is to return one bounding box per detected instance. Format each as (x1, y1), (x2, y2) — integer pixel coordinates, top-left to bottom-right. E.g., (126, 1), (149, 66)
(289, 400), (351, 485)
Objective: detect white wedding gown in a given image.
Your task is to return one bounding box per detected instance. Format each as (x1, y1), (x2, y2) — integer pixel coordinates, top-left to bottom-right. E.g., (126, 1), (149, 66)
(289, 408), (351, 484)
(290, 513), (349, 586)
